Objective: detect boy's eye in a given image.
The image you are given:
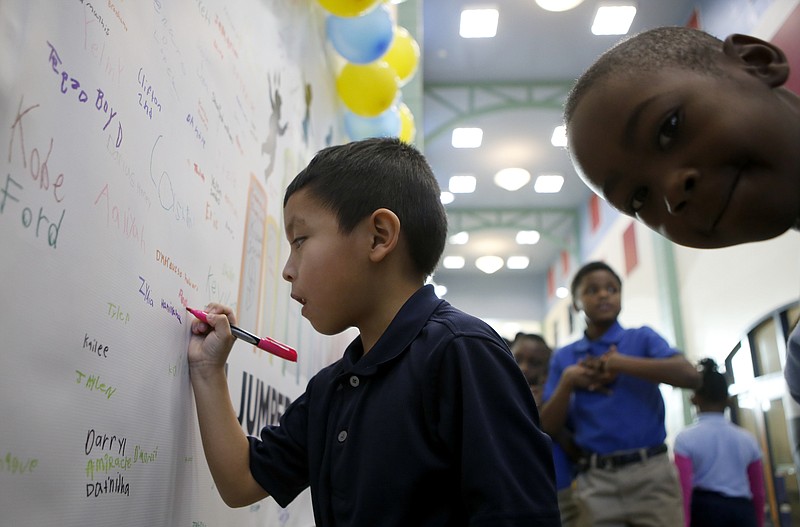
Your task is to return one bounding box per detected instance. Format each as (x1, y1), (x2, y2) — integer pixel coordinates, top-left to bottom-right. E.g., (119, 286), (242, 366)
(629, 187), (648, 214)
(657, 111), (680, 149)
(291, 236), (306, 249)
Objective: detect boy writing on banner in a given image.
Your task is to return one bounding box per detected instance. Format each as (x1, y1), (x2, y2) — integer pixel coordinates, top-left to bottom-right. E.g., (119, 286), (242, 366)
(187, 138), (561, 526)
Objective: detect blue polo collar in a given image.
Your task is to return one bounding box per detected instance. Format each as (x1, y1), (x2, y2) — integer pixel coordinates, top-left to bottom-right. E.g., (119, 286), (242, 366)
(340, 285), (444, 376)
(573, 320), (624, 355)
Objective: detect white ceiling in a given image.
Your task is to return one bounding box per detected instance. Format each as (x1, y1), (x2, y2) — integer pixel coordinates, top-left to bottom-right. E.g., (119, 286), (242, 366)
(419, 0), (696, 323)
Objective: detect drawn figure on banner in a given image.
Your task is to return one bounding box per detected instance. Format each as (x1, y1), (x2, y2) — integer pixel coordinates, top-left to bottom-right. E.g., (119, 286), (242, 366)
(261, 74), (288, 182)
(302, 82), (312, 146)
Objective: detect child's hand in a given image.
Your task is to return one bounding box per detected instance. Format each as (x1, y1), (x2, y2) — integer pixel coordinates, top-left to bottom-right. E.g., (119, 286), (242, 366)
(187, 303), (237, 374)
(564, 363), (611, 394)
(584, 346), (619, 390)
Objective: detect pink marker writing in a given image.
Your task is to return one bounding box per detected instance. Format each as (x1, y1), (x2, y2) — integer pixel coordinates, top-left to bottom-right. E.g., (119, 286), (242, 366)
(187, 307), (297, 362)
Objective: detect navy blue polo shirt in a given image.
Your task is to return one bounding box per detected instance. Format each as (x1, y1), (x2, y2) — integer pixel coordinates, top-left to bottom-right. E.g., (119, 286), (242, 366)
(248, 285), (560, 526)
(543, 321), (677, 454)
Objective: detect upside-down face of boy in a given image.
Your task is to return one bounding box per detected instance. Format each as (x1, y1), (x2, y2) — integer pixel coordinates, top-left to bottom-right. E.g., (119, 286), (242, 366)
(567, 32), (800, 249)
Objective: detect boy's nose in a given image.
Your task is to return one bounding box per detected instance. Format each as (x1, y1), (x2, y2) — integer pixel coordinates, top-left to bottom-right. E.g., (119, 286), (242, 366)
(281, 260), (294, 282)
(663, 167), (699, 215)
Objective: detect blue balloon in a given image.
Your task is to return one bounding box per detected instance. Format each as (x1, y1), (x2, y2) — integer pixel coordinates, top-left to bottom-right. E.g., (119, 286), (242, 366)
(344, 106), (401, 141)
(326, 5), (394, 64)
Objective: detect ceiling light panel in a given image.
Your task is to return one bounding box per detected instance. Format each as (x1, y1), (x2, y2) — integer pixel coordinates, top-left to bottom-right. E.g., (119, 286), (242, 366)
(535, 0), (584, 12)
(448, 231), (470, 245)
(451, 127), (483, 148)
(534, 174), (564, 193)
(449, 174), (477, 194)
(459, 8), (499, 38)
(443, 256), (466, 269)
(475, 255), (504, 274)
(506, 256), (530, 270)
(516, 230), (541, 245)
(551, 125), (567, 147)
(494, 168), (531, 191)
(592, 2), (637, 35)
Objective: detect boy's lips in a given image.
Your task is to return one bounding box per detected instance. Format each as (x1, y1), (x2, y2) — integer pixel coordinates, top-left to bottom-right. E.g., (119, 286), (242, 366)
(291, 293), (306, 305)
(710, 167), (743, 232)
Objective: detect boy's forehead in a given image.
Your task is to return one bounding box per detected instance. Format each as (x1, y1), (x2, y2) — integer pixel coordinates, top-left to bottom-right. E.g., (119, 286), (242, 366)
(579, 269), (620, 287)
(283, 190), (313, 230)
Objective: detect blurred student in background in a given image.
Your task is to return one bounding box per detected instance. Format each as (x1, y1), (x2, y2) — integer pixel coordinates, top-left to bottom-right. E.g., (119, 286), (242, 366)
(674, 358), (765, 527)
(513, 333), (579, 526)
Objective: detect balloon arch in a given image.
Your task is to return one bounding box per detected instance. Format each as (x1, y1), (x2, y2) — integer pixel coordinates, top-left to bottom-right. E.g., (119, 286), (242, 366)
(319, 0), (420, 143)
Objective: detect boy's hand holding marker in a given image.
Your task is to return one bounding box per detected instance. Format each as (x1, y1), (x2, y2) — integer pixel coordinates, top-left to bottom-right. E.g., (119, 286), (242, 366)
(187, 304), (297, 364)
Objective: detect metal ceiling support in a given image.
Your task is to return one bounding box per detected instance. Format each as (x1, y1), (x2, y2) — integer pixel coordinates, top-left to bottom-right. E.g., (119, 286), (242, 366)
(424, 81), (573, 144)
(395, 0), (424, 151)
(446, 207), (580, 259)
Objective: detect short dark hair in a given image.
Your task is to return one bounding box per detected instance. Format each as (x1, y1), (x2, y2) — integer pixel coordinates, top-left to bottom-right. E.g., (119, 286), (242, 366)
(285, 137), (448, 277)
(695, 358), (729, 403)
(513, 333), (552, 354)
(570, 261), (622, 299)
(564, 26), (724, 126)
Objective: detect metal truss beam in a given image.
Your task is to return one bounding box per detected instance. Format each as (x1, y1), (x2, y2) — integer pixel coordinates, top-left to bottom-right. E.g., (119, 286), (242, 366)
(424, 81), (572, 144)
(445, 207), (580, 259)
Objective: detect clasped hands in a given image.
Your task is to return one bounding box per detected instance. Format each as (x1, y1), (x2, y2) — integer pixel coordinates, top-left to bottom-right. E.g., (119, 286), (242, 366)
(566, 345), (620, 395)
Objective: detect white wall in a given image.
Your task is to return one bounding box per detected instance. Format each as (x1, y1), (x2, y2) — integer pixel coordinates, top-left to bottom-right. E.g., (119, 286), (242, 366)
(675, 231), (800, 365)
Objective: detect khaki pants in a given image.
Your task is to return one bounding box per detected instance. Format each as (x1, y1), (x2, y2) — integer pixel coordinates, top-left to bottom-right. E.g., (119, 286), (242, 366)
(559, 485), (580, 527)
(573, 452), (684, 527)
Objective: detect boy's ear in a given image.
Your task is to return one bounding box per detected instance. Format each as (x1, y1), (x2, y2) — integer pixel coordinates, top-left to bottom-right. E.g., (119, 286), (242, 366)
(722, 33), (789, 87)
(367, 208), (401, 263)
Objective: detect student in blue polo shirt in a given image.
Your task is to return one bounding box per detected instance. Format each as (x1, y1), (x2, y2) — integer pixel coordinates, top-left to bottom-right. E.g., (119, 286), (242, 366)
(512, 333), (579, 526)
(674, 358), (765, 527)
(187, 138), (561, 526)
(540, 261), (701, 526)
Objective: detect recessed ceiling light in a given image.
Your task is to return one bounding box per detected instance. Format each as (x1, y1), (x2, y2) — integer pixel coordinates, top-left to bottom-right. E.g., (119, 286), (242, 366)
(534, 174), (564, 193)
(451, 127), (483, 148)
(440, 191), (455, 205)
(516, 230), (541, 245)
(475, 255), (504, 274)
(449, 231), (470, 245)
(449, 174), (477, 193)
(506, 256), (530, 270)
(494, 168), (531, 191)
(592, 2), (637, 35)
(551, 125), (567, 147)
(434, 284), (448, 297)
(556, 286), (569, 298)
(535, 0), (584, 12)
(459, 8), (499, 38)
(443, 256), (466, 269)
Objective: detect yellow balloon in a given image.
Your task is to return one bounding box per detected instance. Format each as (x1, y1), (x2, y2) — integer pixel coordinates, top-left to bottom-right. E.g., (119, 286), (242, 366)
(336, 62), (399, 117)
(317, 0), (380, 17)
(382, 26), (420, 86)
(398, 103), (416, 144)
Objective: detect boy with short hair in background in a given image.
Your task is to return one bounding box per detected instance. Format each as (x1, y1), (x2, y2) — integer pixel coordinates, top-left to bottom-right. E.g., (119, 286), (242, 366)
(188, 138), (561, 526)
(540, 261), (700, 526)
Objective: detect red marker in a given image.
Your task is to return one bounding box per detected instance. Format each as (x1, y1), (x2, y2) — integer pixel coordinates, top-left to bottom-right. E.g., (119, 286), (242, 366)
(187, 307), (297, 362)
